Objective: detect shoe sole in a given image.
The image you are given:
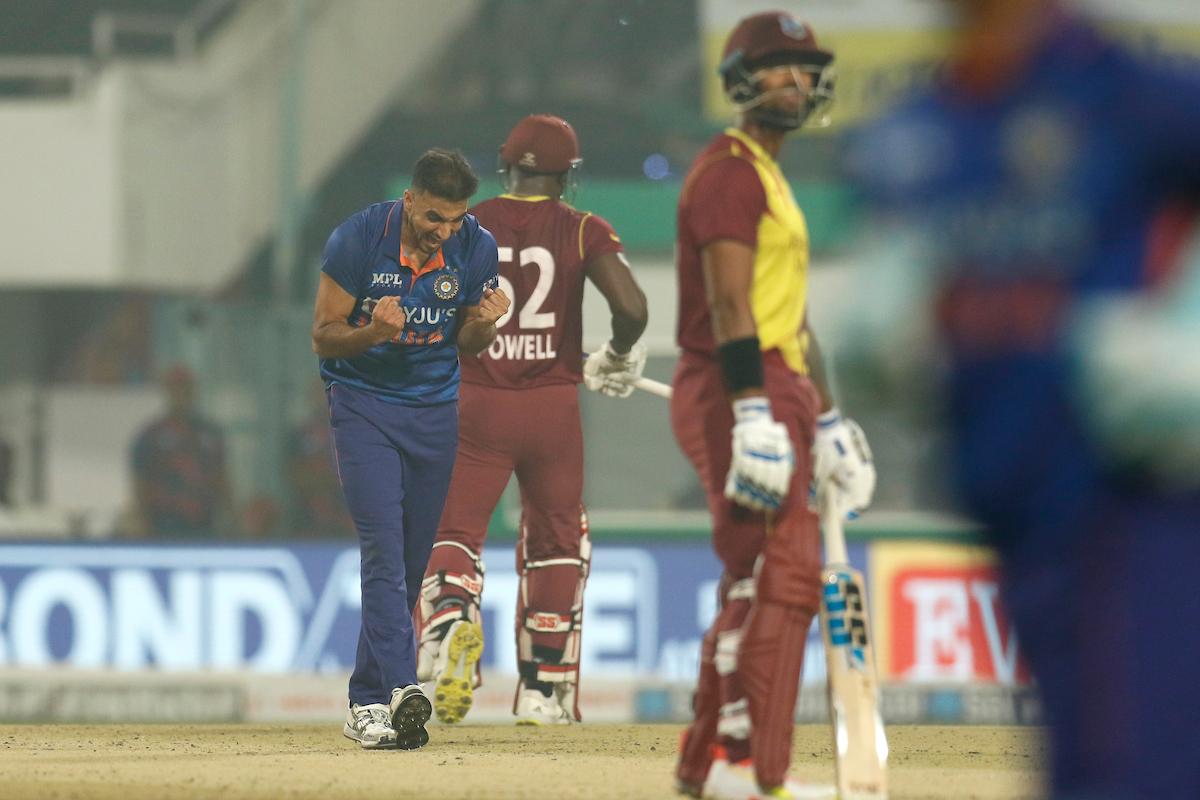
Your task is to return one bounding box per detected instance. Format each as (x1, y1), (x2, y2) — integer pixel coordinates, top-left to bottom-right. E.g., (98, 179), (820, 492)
(434, 621), (483, 724)
(514, 717), (543, 727)
(515, 715), (571, 726)
(342, 723), (397, 750)
(515, 697), (572, 727)
(391, 691), (433, 750)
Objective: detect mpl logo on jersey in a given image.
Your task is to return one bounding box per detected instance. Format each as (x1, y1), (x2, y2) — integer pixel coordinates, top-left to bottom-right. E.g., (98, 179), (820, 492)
(370, 272), (404, 287)
(871, 542), (1032, 685)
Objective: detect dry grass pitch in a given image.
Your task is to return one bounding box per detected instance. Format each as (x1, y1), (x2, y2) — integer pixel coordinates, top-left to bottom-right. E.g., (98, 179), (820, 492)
(0, 723), (1044, 799)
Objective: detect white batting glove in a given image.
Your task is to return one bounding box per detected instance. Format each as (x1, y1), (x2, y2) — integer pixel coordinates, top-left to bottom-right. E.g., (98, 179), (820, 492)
(583, 341), (647, 398)
(725, 398), (795, 512)
(812, 408), (876, 518)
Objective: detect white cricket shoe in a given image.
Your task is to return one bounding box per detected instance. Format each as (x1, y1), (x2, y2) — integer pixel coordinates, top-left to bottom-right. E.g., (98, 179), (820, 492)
(701, 758), (836, 800)
(515, 687), (572, 726)
(432, 620), (484, 724)
(390, 685), (433, 750)
(343, 703), (397, 749)
(701, 758), (760, 800)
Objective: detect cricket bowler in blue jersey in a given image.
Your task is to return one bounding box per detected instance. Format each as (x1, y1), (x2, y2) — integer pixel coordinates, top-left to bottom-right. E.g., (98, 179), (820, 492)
(851, 1), (1200, 796)
(312, 149), (508, 750)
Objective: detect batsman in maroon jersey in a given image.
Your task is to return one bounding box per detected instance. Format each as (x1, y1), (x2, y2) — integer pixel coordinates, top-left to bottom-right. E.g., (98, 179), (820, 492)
(672, 14), (876, 799)
(414, 114), (648, 726)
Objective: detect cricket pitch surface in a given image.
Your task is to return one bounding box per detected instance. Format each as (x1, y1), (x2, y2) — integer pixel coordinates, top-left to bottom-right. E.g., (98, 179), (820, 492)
(0, 723), (1044, 799)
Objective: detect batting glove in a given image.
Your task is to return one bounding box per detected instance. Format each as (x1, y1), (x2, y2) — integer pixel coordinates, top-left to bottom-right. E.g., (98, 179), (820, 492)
(812, 408), (876, 518)
(725, 397), (795, 512)
(583, 340), (647, 398)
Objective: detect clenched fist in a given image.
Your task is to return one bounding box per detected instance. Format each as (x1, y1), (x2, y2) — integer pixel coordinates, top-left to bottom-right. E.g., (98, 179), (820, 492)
(583, 341), (647, 398)
(477, 286), (511, 325)
(369, 295), (405, 342)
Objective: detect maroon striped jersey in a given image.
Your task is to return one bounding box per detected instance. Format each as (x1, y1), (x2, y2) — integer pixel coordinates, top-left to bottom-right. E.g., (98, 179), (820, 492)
(461, 194), (624, 388)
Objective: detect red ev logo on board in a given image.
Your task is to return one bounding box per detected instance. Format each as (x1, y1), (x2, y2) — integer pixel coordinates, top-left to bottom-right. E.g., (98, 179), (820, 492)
(890, 567), (1032, 685)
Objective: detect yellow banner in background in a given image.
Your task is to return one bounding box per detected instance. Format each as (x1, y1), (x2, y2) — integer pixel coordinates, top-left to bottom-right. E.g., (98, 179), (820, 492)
(1110, 23), (1200, 59)
(701, 0), (1200, 132)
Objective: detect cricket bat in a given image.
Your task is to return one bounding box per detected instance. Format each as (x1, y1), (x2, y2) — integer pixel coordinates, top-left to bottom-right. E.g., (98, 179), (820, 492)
(819, 490), (888, 799)
(630, 375), (672, 399)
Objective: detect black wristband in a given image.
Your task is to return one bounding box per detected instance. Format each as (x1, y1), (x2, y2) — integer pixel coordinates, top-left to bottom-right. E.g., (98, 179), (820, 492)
(718, 336), (764, 394)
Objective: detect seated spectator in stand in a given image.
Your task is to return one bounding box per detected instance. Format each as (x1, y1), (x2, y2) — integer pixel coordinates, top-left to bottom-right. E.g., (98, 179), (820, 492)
(129, 365), (230, 538)
(287, 381), (354, 538)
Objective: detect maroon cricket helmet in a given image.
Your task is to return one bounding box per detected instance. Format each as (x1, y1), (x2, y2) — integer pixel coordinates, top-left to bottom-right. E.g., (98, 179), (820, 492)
(719, 11), (832, 88)
(499, 114), (582, 175)
(719, 11), (835, 130)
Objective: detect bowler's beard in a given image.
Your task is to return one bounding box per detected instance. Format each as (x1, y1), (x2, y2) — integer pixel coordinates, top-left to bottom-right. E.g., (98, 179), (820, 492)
(403, 214), (434, 256)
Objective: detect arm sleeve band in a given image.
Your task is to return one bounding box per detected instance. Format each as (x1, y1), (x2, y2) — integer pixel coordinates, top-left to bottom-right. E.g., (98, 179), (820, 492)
(718, 336), (764, 395)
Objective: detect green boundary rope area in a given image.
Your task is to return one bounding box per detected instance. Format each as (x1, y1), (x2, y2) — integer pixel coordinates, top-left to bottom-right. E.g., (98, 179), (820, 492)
(387, 176), (860, 253)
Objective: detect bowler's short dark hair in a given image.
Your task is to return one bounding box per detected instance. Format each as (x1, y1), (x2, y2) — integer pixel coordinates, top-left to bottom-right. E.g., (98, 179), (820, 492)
(412, 148), (479, 202)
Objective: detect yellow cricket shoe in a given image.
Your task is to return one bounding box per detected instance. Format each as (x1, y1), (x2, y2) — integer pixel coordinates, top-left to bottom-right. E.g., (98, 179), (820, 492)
(432, 620), (483, 724)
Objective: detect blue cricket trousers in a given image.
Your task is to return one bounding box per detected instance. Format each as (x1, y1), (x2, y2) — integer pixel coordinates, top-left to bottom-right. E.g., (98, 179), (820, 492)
(328, 383), (458, 706)
(996, 491), (1200, 800)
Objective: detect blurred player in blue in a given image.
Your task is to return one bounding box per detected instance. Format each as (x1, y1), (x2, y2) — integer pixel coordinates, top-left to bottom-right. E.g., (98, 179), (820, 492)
(312, 149), (509, 750)
(849, 0), (1200, 796)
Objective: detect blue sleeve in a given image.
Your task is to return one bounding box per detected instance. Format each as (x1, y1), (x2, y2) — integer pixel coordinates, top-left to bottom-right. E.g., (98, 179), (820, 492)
(840, 104), (934, 211)
(463, 223), (499, 305)
(320, 212), (368, 298)
(1131, 55), (1200, 190)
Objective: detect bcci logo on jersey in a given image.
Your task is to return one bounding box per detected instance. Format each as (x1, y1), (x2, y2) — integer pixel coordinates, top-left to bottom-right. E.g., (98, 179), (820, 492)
(433, 272), (460, 301)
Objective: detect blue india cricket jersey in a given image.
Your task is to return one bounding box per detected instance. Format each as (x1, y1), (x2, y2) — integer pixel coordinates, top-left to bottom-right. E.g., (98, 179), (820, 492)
(319, 200), (499, 406)
(850, 18), (1200, 536)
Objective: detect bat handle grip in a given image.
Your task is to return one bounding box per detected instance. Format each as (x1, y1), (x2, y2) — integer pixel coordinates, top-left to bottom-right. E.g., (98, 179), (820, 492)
(632, 376), (673, 399)
(820, 488), (849, 565)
